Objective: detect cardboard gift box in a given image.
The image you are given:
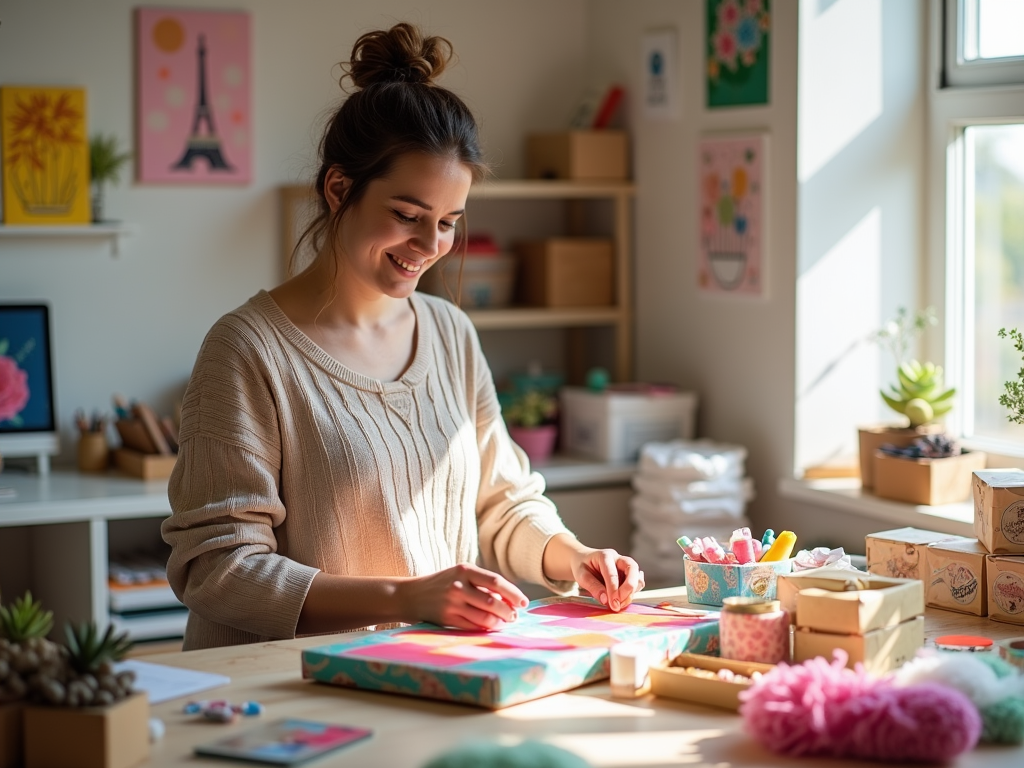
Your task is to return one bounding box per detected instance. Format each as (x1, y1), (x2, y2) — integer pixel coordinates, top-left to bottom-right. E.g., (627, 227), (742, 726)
(986, 555), (1024, 625)
(526, 131), (629, 181)
(649, 652), (775, 712)
(973, 469), (1024, 554)
(794, 577), (924, 634)
(873, 449), (987, 506)
(865, 527), (966, 580)
(777, 567), (870, 623)
(23, 692), (149, 768)
(683, 556), (793, 607)
(924, 538), (989, 616)
(301, 597), (719, 710)
(514, 238), (614, 308)
(793, 616), (925, 674)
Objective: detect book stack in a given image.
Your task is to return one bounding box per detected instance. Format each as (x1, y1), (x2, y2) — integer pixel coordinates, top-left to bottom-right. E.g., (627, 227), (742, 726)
(108, 556), (188, 642)
(629, 440), (754, 586)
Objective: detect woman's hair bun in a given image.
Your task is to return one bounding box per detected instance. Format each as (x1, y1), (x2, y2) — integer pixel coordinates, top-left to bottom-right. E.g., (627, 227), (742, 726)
(343, 23), (454, 90)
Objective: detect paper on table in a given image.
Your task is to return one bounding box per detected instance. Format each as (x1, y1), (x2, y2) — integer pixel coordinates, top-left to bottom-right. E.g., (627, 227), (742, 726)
(115, 659), (230, 704)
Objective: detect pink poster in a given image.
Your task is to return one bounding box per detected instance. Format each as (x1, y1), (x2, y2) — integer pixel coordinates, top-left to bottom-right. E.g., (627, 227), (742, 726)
(136, 8), (251, 184)
(698, 133), (766, 296)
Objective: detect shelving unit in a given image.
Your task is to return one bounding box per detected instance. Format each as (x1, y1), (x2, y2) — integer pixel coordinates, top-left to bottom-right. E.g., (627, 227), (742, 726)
(0, 222), (136, 256)
(279, 179), (636, 381)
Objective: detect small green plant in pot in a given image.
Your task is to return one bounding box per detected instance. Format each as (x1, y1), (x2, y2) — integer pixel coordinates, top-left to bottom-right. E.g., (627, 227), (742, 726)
(89, 133), (132, 223)
(998, 327), (1024, 425)
(503, 390), (559, 465)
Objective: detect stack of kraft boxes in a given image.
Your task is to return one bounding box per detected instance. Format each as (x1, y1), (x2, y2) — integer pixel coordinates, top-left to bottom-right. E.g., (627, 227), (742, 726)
(865, 469), (1024, 627)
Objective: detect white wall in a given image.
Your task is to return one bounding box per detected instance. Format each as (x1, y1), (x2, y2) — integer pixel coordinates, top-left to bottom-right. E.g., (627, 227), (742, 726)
(0, 0), (588, 461)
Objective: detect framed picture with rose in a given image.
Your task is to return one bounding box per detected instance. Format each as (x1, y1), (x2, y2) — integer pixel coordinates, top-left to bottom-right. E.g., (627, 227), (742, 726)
(0, 304), (59, 472)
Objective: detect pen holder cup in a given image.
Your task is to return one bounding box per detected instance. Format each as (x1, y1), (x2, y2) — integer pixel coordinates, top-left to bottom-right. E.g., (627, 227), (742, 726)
(683, 555), (794, 607)
(77, 433), (109, 473)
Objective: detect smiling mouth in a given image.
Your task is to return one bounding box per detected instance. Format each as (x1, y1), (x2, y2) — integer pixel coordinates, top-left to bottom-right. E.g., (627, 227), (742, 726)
(388, 253), (423, 274)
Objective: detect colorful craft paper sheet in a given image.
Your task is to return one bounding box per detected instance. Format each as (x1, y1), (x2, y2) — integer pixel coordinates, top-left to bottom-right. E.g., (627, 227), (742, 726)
(302, 597), (720, 709)
(1, 87), (90, 225)
(136, 8), (251, 183)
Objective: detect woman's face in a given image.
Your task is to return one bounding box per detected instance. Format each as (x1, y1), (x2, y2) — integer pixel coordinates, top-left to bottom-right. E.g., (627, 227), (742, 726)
(330, 152), (473, 300)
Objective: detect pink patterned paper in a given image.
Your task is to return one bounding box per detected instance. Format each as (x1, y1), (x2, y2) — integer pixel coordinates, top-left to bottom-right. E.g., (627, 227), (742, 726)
(136, 8), (251, 184)
(720, 607), (789, 664)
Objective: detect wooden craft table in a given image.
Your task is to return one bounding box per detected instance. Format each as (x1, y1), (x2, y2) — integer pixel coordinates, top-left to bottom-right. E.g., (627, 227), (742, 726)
(143, 589), (1024, 767)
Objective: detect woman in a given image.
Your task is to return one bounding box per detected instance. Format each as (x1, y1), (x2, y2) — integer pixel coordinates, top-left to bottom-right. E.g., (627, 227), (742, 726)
(162, 22), (644, 650)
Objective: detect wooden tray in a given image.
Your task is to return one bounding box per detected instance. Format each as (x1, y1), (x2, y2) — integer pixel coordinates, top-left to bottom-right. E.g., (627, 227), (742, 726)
(113, 448), (176, 480)
(650, 653), (775, 711)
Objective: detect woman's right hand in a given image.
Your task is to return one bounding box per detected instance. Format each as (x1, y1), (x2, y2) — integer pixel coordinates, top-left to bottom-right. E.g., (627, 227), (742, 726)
(400, 564), (528, 630)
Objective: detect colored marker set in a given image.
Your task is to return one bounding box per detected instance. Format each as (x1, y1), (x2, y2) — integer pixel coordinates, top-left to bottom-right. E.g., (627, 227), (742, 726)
(677, 528), (797, 565)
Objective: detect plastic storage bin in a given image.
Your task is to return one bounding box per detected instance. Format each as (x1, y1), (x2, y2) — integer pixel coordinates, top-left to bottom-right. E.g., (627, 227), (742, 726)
(560, 387), (698, 463)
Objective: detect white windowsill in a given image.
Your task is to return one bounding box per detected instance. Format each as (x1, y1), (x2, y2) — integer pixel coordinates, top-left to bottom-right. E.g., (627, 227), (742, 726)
(777, 476), (974, 537)
(535, 455), (636, 491)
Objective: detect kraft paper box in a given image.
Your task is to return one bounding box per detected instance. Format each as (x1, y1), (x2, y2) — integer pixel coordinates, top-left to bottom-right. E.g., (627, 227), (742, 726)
(777, 567), (871, 623)
(924, 538), (989, 616)
(526, 131), (629, 181)
(973, 469), (1024, 554)
(650, 653), (775, 712)
(683, 556), (794, 607)
(301, 597), (719, 709)
(795, 577), (924, 635)
(986, 555), (1024, 625)
(865, 527), (966, 580)
(793, 616), (925, 675)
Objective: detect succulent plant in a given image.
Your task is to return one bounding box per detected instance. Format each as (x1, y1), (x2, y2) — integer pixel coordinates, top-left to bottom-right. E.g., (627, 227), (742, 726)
(0, 591), (53, 643)
(502, 389), (558, 429)
(0, 591), (63, 703)
(881, 360), (956, 428)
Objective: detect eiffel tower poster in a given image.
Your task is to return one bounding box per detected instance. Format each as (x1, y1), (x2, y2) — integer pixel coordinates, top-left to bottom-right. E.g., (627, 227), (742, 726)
(136, 9), (251, 183)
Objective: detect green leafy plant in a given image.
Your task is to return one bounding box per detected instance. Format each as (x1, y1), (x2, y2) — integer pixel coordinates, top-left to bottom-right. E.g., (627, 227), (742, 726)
(999, 327), (1024, 425)
(88, 133), (132, 187)
(0, 591), (53, 643)
(502, 390), (558, 429)
(64, 622), (132, 676)
(0, 591), (63, 703)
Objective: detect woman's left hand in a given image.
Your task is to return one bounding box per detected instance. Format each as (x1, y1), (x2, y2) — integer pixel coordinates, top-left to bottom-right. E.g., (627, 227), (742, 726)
(569, 547), (645, 612)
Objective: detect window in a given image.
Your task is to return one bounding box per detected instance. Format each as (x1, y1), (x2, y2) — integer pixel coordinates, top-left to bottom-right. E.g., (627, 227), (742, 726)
(938, 1), (1024, 457)
(945, 0), (1024, 87)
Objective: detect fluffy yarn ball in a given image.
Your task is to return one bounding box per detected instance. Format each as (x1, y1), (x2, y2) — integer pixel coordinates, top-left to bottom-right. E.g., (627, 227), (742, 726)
(421, 741), (592, 768)
(740, 651), (981, 762)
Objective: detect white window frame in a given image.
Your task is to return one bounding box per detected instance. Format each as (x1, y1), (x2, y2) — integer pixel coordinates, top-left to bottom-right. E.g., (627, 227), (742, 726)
(944, 0), (1024, 88)
(929, 2), (1024, 462)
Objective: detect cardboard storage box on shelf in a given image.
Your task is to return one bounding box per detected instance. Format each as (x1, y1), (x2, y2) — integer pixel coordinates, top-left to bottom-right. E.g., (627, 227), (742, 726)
(792, 574), (923, 634)
(924, 538), (989, 616)
(417, 253), (516, 308)
(986, 555), (1024, 625)
(973, 469), (1024, 554)
(683, 556), (793, 607)
(650, 653), (775, 711)
(560, 387), (698, 463)
(873, 449), (987, 506)
(113, 448), (176, 480)
(526, 131), (629, 181)
(793, 616), (925, 674)
(514, 238), (613, 308)
(865, 527), (966, 580)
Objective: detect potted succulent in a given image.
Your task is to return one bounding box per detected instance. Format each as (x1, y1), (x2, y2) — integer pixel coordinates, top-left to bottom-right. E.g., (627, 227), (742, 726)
(998, 327), (1024, 425)
(858, 307), (949, 489)
(88, 133), (132, 223)
(503, 389), (559, 465)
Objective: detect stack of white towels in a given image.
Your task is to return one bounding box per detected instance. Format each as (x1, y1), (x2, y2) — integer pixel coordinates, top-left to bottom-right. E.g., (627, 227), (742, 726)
(629, 440), (754, 586)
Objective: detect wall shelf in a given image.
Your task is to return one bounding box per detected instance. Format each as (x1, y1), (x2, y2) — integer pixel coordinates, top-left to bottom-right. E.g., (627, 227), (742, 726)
(467, 306), (625, 330)
(0, 222), (136, 256)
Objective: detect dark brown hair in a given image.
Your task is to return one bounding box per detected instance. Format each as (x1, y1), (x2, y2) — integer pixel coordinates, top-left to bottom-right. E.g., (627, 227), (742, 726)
(290, 23), (489, 276)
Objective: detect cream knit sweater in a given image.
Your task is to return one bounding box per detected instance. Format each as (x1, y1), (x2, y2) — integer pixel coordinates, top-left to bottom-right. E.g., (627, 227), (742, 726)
(162, 290), (574, 650)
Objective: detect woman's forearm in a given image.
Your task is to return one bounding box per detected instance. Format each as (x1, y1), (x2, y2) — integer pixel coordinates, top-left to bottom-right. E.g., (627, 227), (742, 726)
(541, 532), (591, 583)
(295, 571), (412, 634)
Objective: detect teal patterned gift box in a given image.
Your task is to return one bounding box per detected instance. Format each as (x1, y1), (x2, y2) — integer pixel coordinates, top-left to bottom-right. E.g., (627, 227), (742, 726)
(684, 556), (794, 607)
(301, 596), (720, 709)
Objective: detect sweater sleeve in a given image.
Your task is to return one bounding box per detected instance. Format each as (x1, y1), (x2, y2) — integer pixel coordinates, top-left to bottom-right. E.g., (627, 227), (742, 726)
(161, 320), (319, 640)
(465, 321), (577, 595)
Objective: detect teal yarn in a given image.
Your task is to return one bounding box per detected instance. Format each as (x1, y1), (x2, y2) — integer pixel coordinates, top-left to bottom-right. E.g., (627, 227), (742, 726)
(974, 652), (1016, 679)
(422, 741), (592, 768)
(974, 653), (1024, 744)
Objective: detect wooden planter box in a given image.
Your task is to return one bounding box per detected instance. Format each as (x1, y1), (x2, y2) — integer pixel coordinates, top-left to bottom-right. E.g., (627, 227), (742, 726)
(0, 702), (23, 768)
(23, 693), (149, 768)
(858, 424), (943, 490)
(873, 450), (988, 506)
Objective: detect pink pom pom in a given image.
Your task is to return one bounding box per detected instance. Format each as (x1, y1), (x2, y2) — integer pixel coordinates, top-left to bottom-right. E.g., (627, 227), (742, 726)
(740, 652), (981, 762)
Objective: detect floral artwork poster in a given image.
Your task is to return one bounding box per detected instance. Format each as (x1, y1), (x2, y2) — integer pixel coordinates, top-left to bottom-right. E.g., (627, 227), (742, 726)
(706, 0), (770, 108)
(1, 87), (90, 225)
(698, 134), (766, 297)
(136, 8), (251, 184)
(0, 305), (55, 433)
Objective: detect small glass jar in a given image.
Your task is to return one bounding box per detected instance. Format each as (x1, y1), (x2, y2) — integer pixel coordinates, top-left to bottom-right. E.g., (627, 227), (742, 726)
(719, 596), (790, 664)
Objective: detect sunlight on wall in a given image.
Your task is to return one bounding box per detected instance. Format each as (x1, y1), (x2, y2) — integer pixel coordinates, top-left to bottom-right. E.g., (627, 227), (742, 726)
(796, 207), (882, 469)
(544, 729), (728, 767)
(798, 0), (883, 183)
